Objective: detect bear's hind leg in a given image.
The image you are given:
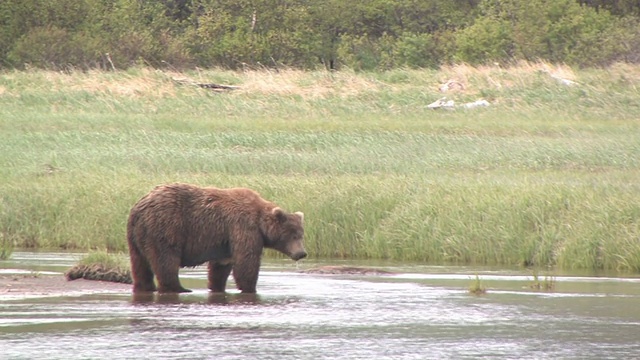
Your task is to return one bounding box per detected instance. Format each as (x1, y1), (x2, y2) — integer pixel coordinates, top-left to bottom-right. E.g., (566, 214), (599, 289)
(129, 243), (157, 293)
(208, 262), (233, 293)
(154, 253), (192, 293)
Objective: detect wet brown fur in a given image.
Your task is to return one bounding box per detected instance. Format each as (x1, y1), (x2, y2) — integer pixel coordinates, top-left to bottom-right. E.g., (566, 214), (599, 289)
(127, 183), (306, 294)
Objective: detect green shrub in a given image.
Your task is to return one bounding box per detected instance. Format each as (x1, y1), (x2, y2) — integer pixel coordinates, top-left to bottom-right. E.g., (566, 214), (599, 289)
(336, 33), (395, 71)
(469, 0), (636, 67)
(393, 32), (440, 69)
(455, 17), (514, 64)
(7, 26), (99, 69)
(1, 0), (639, 70)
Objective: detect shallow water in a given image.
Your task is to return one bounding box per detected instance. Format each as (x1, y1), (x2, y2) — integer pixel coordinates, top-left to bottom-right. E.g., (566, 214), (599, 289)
(2, 252), (640, 360)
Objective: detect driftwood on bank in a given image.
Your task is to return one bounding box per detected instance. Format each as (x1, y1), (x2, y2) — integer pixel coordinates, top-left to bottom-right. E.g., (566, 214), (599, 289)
(172, 78), (240, 91)
(65, 264), (132, 284)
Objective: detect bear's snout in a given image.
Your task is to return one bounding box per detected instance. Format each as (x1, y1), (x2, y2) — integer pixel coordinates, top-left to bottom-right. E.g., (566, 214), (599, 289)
(285, 240), (307, 261)
(291, 251), (307, 261)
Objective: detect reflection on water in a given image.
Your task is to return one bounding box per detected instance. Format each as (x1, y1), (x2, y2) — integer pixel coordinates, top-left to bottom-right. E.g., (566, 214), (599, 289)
(131, 291), (270, 306)
(1, 252), (640, 359)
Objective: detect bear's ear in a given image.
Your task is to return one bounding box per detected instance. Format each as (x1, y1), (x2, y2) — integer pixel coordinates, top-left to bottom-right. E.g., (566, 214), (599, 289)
(272, 207), (287, 221)
(294, 211), (304, 223)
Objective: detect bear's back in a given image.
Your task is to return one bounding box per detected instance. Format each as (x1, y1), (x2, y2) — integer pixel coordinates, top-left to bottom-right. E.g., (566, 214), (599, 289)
(202, 187), (276, 223)
(133, 183), (276, 228)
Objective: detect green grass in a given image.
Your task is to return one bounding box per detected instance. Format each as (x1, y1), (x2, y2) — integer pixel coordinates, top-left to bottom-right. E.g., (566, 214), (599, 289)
(469, 274), (487, 295)
(1, 63), (640, 271)
(77, 251), (131, 271)
(0, 235), (13, 260)
(529, 269), (556, 291)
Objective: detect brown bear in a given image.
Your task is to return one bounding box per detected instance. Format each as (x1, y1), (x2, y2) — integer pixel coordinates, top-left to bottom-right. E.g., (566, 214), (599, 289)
(126, 183), (306, 294)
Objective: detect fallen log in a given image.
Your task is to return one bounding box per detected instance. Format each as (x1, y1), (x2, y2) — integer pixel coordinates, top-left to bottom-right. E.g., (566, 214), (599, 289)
(65, 264), (132, 284)
(172, 78), (239, 91)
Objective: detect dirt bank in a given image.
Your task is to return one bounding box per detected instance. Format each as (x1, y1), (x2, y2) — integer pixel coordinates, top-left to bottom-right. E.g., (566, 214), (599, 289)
(301, 265), (394, 275)
(0, 274), (131, 298)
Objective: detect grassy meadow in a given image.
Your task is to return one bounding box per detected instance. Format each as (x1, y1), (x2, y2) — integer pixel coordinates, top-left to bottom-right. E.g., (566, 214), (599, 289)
(1, 63), (639, 271)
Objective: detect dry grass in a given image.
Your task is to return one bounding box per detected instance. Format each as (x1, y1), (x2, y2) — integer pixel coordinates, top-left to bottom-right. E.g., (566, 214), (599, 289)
(441, 61), (576, 77)
(436, 61), (579, 92)
(231, 69), (384, 99)
(69, 69), (177, 98)
(3, 60), (632, 102)
(1, 68), (176, 98)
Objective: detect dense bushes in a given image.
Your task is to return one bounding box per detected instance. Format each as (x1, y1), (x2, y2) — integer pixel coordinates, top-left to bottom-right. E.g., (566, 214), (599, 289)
(0, 0), (638, 70)
(456, 0), (635, 67)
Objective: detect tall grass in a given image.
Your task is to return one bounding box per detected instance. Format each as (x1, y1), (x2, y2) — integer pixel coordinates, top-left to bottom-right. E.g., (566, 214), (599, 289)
(0, 234), (13, 260)
(77, 250), (131, 271)
(1, 63), (639, 271)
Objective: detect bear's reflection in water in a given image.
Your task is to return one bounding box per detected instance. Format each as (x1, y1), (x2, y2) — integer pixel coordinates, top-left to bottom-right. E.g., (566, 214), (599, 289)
(130, 291), (299, 306)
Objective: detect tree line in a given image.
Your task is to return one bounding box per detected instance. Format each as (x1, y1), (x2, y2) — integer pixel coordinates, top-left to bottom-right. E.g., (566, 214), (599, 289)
(1, 0), (639, 71)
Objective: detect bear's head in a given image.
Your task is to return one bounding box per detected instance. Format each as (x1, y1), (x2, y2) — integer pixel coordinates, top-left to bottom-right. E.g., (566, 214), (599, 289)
(262, 207), (307, 261)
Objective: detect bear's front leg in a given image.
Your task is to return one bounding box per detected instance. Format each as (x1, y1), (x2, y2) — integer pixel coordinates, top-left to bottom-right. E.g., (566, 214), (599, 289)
(232, 256), (261, 293)
(208, 262), (233, 293)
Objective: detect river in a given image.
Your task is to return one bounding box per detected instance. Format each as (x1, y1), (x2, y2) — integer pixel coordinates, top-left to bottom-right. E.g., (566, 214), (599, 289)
(1, 251), (640, 359)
